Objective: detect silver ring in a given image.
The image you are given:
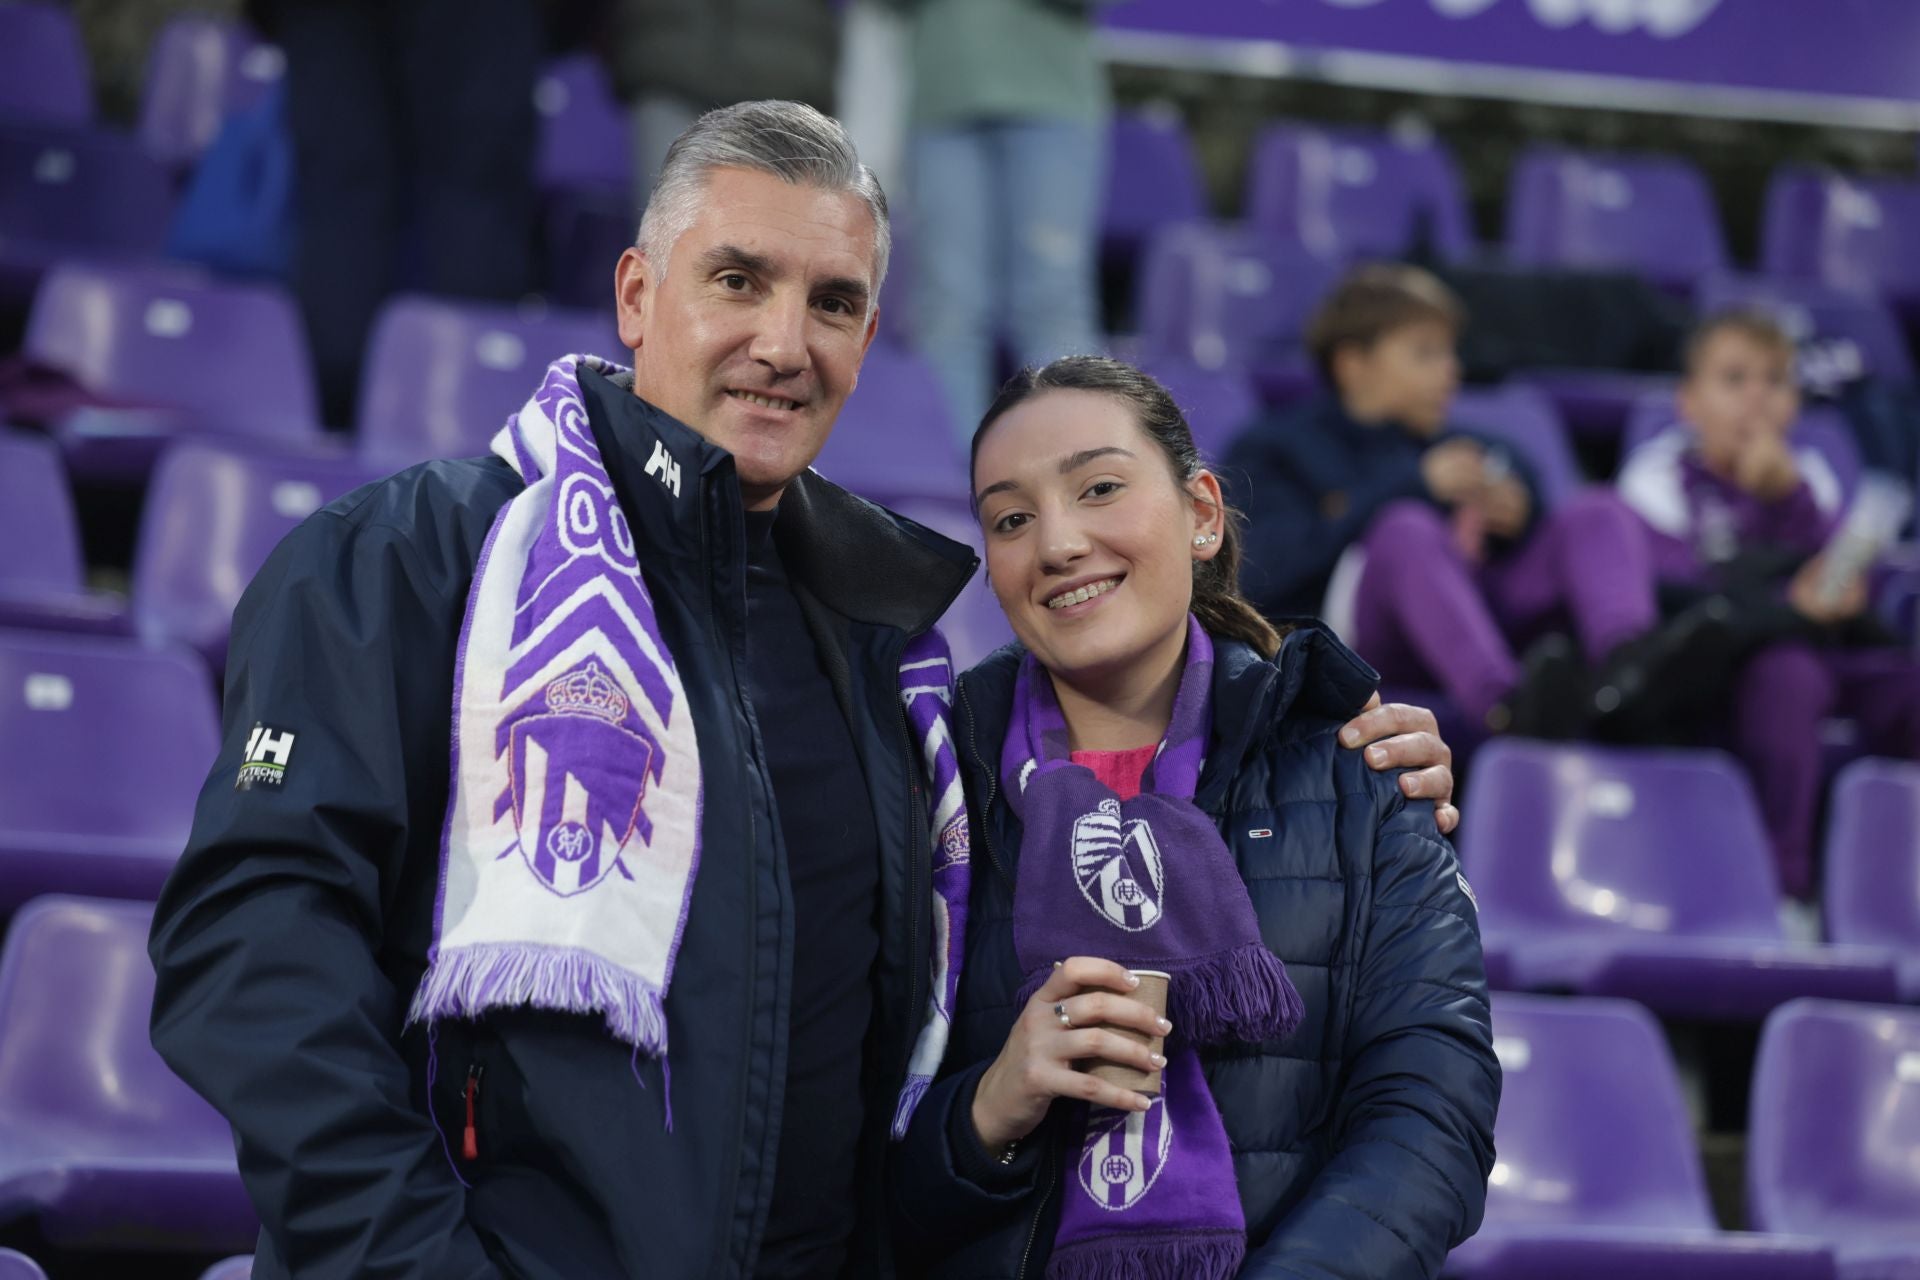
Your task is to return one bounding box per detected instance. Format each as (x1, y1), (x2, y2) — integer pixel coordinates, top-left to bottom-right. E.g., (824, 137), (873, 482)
(1054, 1001), (1072, 1029)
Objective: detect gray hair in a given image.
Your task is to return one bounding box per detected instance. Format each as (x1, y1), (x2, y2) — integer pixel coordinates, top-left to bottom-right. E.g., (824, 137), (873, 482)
(636, 100), (891, 303)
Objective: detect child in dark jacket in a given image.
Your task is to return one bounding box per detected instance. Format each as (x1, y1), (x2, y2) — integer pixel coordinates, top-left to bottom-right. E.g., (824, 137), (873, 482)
(1225, 264), (1689, 736)
(1618, 307), (1920, 899)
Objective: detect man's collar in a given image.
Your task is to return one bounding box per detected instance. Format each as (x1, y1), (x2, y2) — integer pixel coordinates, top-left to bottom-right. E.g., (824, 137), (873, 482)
(576, 365), (977, 633)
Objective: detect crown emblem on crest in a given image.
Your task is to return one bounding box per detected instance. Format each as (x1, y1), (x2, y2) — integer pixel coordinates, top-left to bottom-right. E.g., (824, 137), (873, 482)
(544, 661), (629, 723)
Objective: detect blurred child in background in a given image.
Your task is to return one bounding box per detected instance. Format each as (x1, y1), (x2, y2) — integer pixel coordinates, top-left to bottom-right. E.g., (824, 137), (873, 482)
(1227, 264), (1717, 738)
(1619, 308), (1920, 900)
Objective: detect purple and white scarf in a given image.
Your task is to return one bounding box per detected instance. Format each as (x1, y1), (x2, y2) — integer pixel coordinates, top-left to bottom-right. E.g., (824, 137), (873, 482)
(1003, 618), (1303, 1280)
(407, 354), (967, 1136)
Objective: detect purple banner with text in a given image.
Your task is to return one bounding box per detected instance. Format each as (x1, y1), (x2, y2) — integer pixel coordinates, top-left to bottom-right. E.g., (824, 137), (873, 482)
(1104, 0), (1920, 117)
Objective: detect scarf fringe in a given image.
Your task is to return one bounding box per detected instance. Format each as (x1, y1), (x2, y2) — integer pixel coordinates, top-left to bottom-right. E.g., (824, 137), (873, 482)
(1013, 942), (1303, 1047)
(1174, 940), (1305, 1046)
(1045, 1230), (1244, 1280)
(409, 941), (668, 1054)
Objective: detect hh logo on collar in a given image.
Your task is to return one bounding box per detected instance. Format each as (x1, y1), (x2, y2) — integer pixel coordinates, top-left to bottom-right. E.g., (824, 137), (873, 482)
(644, 440), (682, 498)
(237, 723), (296, 790)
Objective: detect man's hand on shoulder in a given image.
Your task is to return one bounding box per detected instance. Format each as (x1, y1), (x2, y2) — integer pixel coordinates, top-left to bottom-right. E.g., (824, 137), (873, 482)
(1339, 693), (1458, 835)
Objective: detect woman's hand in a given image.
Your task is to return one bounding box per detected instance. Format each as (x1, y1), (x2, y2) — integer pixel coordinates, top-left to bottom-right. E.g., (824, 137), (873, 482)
(970, 958), (1169, 1151)
(1340, 694), (1459, 834)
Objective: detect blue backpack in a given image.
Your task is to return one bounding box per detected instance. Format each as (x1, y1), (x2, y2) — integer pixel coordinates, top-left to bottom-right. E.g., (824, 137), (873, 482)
(165, 79), (295, 280)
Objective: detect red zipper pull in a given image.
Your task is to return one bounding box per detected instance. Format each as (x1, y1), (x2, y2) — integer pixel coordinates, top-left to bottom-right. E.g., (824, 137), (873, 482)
(461, 1065), (482, 1161)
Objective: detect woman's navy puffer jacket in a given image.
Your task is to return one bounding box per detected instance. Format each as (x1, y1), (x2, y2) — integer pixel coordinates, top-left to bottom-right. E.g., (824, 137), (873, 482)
(891, 624), (1500, 1279)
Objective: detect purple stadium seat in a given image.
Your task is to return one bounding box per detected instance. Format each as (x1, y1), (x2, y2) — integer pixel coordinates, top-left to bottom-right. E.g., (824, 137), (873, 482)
(1506, 149), (1728, 292)
(23, 262), (322, 482)
(1245, 123), (1472, 263)
(0, 1250), (46, 1280)
(1763, 169), (1920, 309)
(1750, 999), (1920, 1279)
(534, 55), (633, 307)
(543, 184), (631, 310)
(1823, 760), (1920, 1001)
(1509, 369), (1677, 441)
(0, 124), (173, 303)
(0, 430), (127, 634)
(134, 440), (378, 671)
(1458, 739), (1899, 1020)
(1446, 993), (1836, 1279)
(1103, 110), (1206, 264)
(199, 1258), (254, 1280)
(356, 295), (613, 466)
(877, 218), (915, 351)
(880, 495), (1010, 671)
(1451, 384), (1582, 511)
(1134, 221), (1340, 403)
(1697, 274), (1915, 388)
(138, 15), (283, 170)
(811, 342), (966, 502)
(0, 896), (256, 1251)
(0, 630), (217, 909)
(535, 53), (630, 196)
(1621, 395), (1863, 508)
(1135, 358), (1257, 465)
(0, 4), (90, 128)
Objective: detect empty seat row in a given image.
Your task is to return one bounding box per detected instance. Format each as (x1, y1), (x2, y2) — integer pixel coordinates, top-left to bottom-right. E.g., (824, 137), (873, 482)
(0, 5), (281, 168)
(6, 262), (619, 478)
(6, 895), (1914, 1277)
(1462, 739), (1917, 1019)
(0, 896), (255, 1254)
(1454, 993), (1920, 1278)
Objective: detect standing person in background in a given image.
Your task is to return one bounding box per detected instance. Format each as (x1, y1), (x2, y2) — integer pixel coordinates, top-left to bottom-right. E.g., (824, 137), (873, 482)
(606, 0), (838, 206)
(896, 0), (1112, 441)
(253, 0), (542, 427)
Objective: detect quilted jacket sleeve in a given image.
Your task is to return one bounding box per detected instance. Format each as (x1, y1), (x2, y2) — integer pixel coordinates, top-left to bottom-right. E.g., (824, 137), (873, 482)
(1239, 782), (1500, 1280)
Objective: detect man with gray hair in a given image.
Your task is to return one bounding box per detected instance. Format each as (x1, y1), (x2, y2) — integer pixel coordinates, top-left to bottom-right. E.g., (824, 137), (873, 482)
(149, 101), (1457, 1279)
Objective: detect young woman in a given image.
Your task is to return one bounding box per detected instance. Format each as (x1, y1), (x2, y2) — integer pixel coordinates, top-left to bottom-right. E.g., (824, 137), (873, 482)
(891, 357), (1498, 1279)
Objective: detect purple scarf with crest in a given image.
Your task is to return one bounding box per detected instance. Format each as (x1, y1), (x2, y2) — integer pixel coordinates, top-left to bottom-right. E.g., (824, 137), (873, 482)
(1003, 618), (1302, 1279)
(406, 354), (968, 1138)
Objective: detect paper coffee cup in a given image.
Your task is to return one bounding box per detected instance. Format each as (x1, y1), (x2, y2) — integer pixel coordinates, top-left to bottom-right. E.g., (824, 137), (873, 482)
(1083, 969), (1168, 1095)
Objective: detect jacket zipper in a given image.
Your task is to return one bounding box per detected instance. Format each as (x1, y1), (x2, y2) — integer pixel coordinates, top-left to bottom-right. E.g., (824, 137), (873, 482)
(461, 1064), (483, 1161)
(955, 682), (1012, 890)
(1016, 1138), (1058, 1280)
(702, 483), (773, 1274)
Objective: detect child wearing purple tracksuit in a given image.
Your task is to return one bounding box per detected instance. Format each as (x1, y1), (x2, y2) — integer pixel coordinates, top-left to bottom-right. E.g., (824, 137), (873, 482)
(1618, 308), (1920, 899)
(1229, 265), (1710, 738)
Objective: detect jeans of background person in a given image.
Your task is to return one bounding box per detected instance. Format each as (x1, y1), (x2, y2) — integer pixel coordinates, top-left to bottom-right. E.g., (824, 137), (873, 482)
(1733, 643), (1920, 900)
(909, 120), (1105, 440)
(835, 0), (912, 197)
(277, 0), (539, 426)
(628, 91), (701, 210)
(1350, 493), (1659, 722)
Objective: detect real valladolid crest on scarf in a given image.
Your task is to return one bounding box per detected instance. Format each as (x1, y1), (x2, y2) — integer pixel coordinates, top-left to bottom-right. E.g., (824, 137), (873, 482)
(1004, 618), (1304, 1280)
(405, 354), (970, 1140)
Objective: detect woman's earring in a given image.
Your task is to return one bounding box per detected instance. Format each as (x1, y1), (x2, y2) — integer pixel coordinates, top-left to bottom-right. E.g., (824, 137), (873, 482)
(1193, 532), (1219, 548)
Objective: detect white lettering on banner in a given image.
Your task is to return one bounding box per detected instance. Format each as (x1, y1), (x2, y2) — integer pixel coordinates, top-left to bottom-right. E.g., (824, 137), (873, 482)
(1317, 0), (1725, 39)
(644, 440), (682, 498)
